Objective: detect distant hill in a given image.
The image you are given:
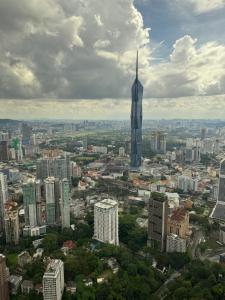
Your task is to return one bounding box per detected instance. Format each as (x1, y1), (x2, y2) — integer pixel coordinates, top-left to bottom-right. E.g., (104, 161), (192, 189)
(0, 119), (21, 126)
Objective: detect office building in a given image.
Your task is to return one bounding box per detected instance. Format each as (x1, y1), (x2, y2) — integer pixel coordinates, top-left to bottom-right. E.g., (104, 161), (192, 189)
(60, 179), (70, 229)
(0, 173), (8, 232)
(94, 199), (119, 246)
(148, 192), (168, 251)
(4, 210), (20, 245)
(43, 259), (64, 300)
(150, 131), (167, 154)
(0, 254), (9, 300)
(211, 159), (225, 221)
(0, 141), (9, 161)
(130, 51), (143, 170)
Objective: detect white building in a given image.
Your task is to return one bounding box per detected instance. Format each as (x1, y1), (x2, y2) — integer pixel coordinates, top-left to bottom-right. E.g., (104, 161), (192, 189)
(94, 199), (119, 246)
(165, 192), (180, 210)
(92, 146), (107, 154)
(43, 259), (64, 300)
(45, 177), (56, 225)
(0, 173), (8, 231)
(119, 147), (125, 157)
(166, 234), (186, 253)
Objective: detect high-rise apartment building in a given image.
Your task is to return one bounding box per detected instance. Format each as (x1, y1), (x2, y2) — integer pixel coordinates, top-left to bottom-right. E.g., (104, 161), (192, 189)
(130, 51), (143, 170)
(23, 179), (42, 227)
(45, 177), (57, 225)
(178, 175), (198, 192)
(0, 254), (9, 300)
(60, 179), (70, 229)
(21, 123), (32, 145)
(36, 157), (69, 181)
(148, 192), (168, 251)
(150, 131), (167, 154)
(0, 173), (8, 233)
(211, 159), (225, 221)
(4, 210), (20, 245)
(43, 259), (64, 300)
(94, 199), (119, 246)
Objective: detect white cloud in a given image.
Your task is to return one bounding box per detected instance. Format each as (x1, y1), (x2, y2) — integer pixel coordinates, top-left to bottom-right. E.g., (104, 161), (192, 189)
(189, 0), (225, 14)
(0, 0), (225, 106)
(144, 35), (225, 98)
(0, 0), (150, 99)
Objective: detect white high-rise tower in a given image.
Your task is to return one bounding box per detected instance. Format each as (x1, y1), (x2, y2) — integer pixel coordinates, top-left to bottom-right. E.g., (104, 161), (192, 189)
(0, 173), (8, 232)
(94, 199), (119, 246)
(43, 259), (64, 300)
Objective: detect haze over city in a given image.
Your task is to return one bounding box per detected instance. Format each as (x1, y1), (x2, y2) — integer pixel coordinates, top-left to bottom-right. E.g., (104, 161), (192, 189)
(2, 2), (225, 300)
(0, 0), (225, 119)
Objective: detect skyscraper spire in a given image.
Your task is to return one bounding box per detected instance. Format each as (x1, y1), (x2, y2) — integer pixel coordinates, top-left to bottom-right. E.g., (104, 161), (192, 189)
(136, 50), (138, 80)
(130, 49), (143, 170)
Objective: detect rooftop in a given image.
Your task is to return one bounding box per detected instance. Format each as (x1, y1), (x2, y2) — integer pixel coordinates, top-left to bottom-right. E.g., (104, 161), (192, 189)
(95, 199), (118, 209)
(170, 207), (187, 222)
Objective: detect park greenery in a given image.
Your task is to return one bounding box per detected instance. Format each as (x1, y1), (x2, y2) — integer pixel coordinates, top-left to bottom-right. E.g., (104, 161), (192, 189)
(3, 209), (225, 299)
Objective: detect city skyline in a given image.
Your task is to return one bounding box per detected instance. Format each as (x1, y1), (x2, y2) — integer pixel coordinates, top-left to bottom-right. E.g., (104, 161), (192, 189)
(0, 0), (225, 120)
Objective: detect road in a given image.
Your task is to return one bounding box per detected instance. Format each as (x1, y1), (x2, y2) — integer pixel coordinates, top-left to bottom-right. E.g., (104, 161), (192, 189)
(191, 229), (205, 259)
(154, 271), (181, 300)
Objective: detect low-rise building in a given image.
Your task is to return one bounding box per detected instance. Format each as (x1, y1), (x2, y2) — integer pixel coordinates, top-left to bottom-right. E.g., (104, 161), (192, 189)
(17, 251), (32, 268)
(9, 275), (23, 295)
(21, 280), (34, 295)
(166, 234), (186, 253)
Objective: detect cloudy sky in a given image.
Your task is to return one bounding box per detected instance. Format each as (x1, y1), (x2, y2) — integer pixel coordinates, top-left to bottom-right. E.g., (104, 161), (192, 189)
(0, 0), (225, 120)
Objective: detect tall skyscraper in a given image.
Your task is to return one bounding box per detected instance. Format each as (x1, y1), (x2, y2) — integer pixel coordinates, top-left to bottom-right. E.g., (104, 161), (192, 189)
(130, 51), (143, 170)
(60, 179), (70, 229)
(43, 259), (64, 300)
(94, 199), (119, 246)
(0, 254), (9, 300)
(0, 173), (8, 233)
(148, 192), (168, 251)
(211, 159), (225, 221)
(4, 210), (20, 245)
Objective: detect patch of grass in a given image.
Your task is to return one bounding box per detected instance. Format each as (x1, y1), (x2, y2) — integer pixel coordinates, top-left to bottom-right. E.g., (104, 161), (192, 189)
(7, 253), (18, 269)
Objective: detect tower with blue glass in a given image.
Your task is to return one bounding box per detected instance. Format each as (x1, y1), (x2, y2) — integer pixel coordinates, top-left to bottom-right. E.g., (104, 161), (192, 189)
(130, 51), (143, 170)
